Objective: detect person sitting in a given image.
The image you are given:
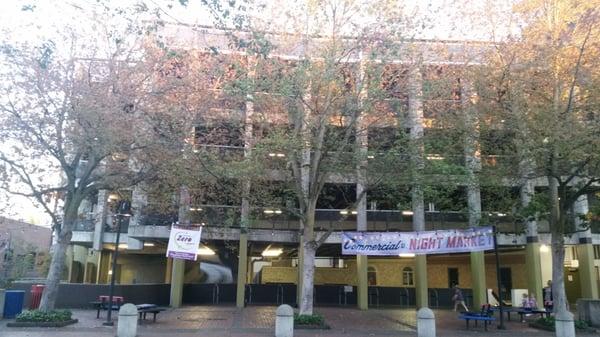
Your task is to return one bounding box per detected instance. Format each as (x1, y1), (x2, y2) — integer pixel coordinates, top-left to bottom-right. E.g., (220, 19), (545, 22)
(528, 294), (538, 309)
(521, 293), (531, 309)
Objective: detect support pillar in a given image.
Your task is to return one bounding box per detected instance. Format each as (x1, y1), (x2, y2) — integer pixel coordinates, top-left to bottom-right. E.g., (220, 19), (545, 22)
(356, 254), (368, 310)
(470, 251), (486, 308)
(525, 241), (543, 302)
(169, 259), (185, 308)
(415, 255), (428, 309)
(462, 79), (486, 309)
(408, 65), (428, 309)
(575, 195), (599, 299)
(236, 233), (248, 308)
(165, 258), (173, 284)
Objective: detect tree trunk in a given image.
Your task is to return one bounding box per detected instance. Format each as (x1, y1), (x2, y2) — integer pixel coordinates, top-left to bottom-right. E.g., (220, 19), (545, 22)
(299, 240), (316, 315)
(548, 175), (574, 337)
(39, 225), (72, 311)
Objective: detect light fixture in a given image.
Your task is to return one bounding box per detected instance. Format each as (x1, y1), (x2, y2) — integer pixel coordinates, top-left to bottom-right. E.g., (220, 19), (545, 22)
(540, 244), (550, 253)
(189, 207), (203, 212)
(108, 270), (113, 275)
(402, 210), (414, 216)
(197, 246), (215, 256)
(144, 242), (155, 247)
(426, 155), (444, 160)
(262, 248), (283, 257)
(399, 253), (415, 258)
(276, 153), (285, 157)
(268, 153), (276, 157)
(340, 210), (349, 215)
(275, 210), (282, 214)
(264, 209), (275, 214)
(367, 155), (375, 159)
(118, 244), (128, 249)
(268, 153), (286, 158)
(351, 210), (357, 215)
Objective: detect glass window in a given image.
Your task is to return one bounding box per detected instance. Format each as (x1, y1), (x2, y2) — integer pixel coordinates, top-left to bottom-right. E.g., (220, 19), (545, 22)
(402, 267), (414, 286)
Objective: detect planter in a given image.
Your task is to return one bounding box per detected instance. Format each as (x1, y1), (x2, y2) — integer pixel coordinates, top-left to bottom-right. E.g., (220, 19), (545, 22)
(294, 323), (330, 330)
(7, 319), (78, 328)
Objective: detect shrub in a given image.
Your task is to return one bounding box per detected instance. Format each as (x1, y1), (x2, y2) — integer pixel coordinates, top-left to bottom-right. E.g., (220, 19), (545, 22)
(16, 310), (72, 322)
(534, 316), (589, 331)
(294, 313), (324, 326)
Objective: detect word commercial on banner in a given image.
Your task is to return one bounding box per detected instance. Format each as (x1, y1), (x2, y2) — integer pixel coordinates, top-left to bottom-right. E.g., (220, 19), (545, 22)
(342, 227), (494, 256)
(166, 225), (203, 261)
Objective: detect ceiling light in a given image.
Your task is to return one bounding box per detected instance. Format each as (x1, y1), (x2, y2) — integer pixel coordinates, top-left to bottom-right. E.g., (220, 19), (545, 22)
(197, 246), (215, 256)
(189, 207), (203, 211)
(367, 155), (375, 159)
(262, 248), (283, 257)
(402, 211), (413, 216)
(399, 253), (415, 258)
(264, 209), (275, 214)
(426, 155), (444, 160)
(276, 153), (285, 157)
(118, 244), (128, 249)
(340, 210), (349, 215)
(268, 153), (276, 157)
(144, 242), (155, 247)
(351, 211), (357, 215)
(540, 244), (550, 253)
(274, 210), (282, 214)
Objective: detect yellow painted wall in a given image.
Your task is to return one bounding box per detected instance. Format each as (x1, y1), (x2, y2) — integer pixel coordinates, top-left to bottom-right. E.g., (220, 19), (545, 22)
(260, 253), (528, 289)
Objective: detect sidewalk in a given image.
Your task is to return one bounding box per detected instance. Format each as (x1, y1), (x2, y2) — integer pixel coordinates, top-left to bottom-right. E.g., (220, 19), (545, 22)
(0, 306), (596, 337)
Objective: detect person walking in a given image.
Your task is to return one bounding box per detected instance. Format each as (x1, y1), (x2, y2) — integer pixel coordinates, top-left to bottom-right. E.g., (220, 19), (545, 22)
(453, 285), (469, 312)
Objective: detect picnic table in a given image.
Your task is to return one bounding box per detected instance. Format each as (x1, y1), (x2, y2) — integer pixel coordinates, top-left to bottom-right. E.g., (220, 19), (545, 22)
(490, 306), (551, 322)
(91, 296), (124, 318)
(136, 304), (167, 322)
(458, 305), (496, 331)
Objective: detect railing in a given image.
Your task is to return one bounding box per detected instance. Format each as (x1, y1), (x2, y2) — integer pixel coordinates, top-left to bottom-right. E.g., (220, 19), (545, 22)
(73, 219), (95, 231)
(136, 204), (522, 233)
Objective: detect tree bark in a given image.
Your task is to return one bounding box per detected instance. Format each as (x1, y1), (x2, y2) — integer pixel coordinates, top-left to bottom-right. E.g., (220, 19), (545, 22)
(299, 240), (316, 315)
(38, 223), (72, 311)
(299, 202), (317, 315)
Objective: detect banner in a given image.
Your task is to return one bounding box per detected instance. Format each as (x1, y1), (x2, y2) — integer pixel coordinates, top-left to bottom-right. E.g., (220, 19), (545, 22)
(342, 227), (494, 256)
(166, 225), (203, 260)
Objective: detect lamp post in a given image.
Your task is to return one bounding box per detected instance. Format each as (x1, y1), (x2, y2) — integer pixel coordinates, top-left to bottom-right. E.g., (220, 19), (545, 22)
(103, 200), (131, 326)
(493, 225), (506, 330)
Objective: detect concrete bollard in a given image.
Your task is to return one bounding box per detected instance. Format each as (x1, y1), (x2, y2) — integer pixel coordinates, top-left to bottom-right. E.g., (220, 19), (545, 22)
(117, 303), (138, 337)
(275, 304), (294, 337)
(555, 310), (575, 337)
(417, 307), (436, 337)
(0, 289), (5, 318)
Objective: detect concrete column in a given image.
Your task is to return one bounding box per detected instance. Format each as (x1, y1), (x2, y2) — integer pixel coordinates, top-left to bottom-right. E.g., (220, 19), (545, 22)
(165, 258), (173, 284)
(170, 259), (185, 308)
(236, 232), (248, 308)
(66, 245), (74, 282)
(462, 79), (486, 309)
(356, 254), (368, 310)
(170, 186), (190, 308)
(575, 195), (598, 299)
(93, 190), (109, 251)
(521, 180), (543, 303)
(409, 65), (428, 309)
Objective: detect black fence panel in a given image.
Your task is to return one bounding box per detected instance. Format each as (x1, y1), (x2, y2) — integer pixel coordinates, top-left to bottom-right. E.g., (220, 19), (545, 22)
(218, 284), (236, 303)
(10, 282), (170, 309)
(278, 283), (297, 306)
(247, 284), (279, 304)
(182, 284), (217, 304)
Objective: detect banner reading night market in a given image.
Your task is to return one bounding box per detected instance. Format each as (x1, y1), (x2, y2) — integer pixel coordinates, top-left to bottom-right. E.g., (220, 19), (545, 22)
(341, 227), (494, 256)
(166, 225), (203, 261)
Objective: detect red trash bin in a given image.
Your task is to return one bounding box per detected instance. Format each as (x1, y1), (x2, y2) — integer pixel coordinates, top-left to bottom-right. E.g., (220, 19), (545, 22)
(29, 284), (45, 309)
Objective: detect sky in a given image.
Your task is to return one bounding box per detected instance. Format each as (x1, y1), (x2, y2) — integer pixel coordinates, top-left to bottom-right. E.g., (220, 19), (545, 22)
(0, 0), (516, 225)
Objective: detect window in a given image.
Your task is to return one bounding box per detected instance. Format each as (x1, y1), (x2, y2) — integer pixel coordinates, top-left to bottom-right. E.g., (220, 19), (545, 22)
(368, 266), (377, 286)
(402, 267), (414, 286)
(448, 268), (459, 288)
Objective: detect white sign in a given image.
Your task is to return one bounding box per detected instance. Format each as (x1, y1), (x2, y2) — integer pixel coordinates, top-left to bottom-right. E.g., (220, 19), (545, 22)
(342, 227), (494, 256)
(166, 225), (203, 261)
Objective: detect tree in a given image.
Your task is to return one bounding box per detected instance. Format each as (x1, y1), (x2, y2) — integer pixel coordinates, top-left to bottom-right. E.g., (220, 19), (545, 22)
(475, 1), (600, 333)
(0, 7), (187, 310)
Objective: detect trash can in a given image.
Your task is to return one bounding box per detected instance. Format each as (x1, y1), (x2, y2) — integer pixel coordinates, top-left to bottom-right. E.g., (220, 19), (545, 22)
(3, 290), (25, 318)
(29, 284), (45, 309)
